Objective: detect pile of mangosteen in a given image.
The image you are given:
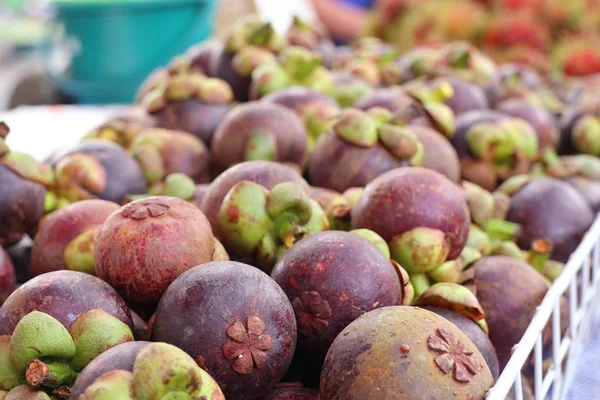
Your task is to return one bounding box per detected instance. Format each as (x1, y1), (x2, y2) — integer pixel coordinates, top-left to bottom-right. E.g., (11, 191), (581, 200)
(1, 15), (600, 400)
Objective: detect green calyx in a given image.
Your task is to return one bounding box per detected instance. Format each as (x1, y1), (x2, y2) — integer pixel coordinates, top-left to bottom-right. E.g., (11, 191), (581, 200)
(245, 131), (277, 162)
(313, 191), (352, 231)
(131, 142), (165, 186)
(1, 152), (54, 188)
(161, 173), (196, 201)
(303, 103), (339, 150)
(467, 225), (491, 255)
(345, 59), (381, 86)
(391, 260), (414, 305)
(490, 240), (526, 261)
(409, 274), (431, 298)
(351, 229), (390, 259)
(389, 227), (451, 274)
(331, 79), (372, 108)
(496, 174), (530, 196)
(342, 187), (364, 208)
(483, 218), (521, 241)
(334, 109), (378, 147)
(559, 154), (600, 180)
(63, 227), (101, 274)
(80, 370), (134, 400)
(54, 153), (106, 203)
(0, 337), (24, 391)
(4, 386), (52, 400)
(226, 20), (284, 54)
(462, 181), (495, 227)
(573, 115), (600, 156)
(279, 46), (322, 81)
(527, 239), (553, 274)
(252, 63), (290, 98)
(233, 46), (277, 77)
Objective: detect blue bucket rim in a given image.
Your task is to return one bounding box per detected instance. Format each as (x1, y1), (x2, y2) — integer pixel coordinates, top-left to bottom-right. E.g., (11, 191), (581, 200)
(53, 0), (209, 12)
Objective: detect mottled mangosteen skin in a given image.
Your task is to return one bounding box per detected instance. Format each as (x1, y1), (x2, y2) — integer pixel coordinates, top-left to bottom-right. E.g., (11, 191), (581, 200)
(271, 231), (402, 362)
(187, 40), (224, 76)
(31, 200), (120, 276)
(0, 164), (45, 248)
(69, 341), (151, 400)
(0, 247), (16, 303)
(54, 140), (147, 204)
(351, 167), (470, 260)
(211, 102), (308, 174)
(495, 98), (558, 151)
(451, 110), (508, 159)
(257, 384), (319, 400)
(263, 86), (338, 111)
(507, 177), (594, 262)
(565, 176), (600, 212)
(0, 270), (132, 335)
(432, 77), (489, 115)
(308, 128), (405, 192)
(94, 196), (215, 308)
(152, 261), (297, 400)
(201, 161), (309, 239)
(422, 306), (499, 380)
(320, 306), (494, 400)
(413, 126), (461, 183)
(353, 88), (412, 112)
(153, 99), (233, 147)
(469, 256), (548, 370)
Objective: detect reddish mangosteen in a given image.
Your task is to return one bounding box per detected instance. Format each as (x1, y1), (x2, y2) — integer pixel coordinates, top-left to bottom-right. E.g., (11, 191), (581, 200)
(152, 261), (297, 400)
(463, 256), (548, 369)
(257, 383), (319, 400)
(49, 140), (147, 206)
(0, 124), (50, 247)
(320, 306), (494, 400)
(201, 161), (308, 236)
(69, 341), (151, 400)
(262, 87), (340, 151)
(495, 98), (558, 151)
(94, 196), (215, 310)
(31, 200), (120, 277)
(129, 128), (210, 188)
(501, 176), (594, 262)
(271, 231), (406, 365)
(308, 109), (424, 192)
(83, 110), (155, 149)
(211, 102), (308, 174)
(0, 248), (16, 304)
(142, 70), (235, 147)
(186, 39), (224, 76)
(0, 270), (132, 335)
(412, 125), (461, 183)
(352, 167), (471, 290)
(428, 77), (490, 115)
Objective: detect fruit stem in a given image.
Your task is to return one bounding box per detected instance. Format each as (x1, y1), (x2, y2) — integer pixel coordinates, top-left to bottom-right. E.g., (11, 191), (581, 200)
(25, 360), (76, 389)
(528, 239), (553, 273)
(484, 218), (520, 241)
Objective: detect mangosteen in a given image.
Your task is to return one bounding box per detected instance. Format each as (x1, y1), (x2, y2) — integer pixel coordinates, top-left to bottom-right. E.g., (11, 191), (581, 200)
(329, 71), (373, 108)
(428, 77), (489, 115)
(463, 256), (548, 369)
(94, 196), (215, 310)
(152, 261), (297, 400)
(271, 231), (405, 365)
(553, 155), (600, 212)
(0, 270), (132, 335)
(186, 39), (224, 76)
(262, 87), (340, 151)
(320, 306), (494, 399)
(501, 176), (594, 262)
(495, 98), (558, 151)
(308, 109), (424, 192)
(83, 110), (155, 149)
(433, 42), (498, 88)
(31, 200), (120, 277)
(76, 342), (224, 400)
(0, 248), (16, 304)
(211, 102), (308, 175)
(352, 167), (470, 293)
(48, 140), (147, 206)
(212, 20), (285, 101)
(258, 383), (319, 400)
(452, 110), (539, 191)
(129, 128), (210, 189)
(558, 97), (600, 155)
(5, 240), (32, 284)
(69, 341), (151, 400)
(286, 16), (331, 53)
(486, 63), (543, 104)
(0, 124), (51, 247)
(201, 161), (309, 238)
(309, 187), (352, 231)
(412, 125), (461, 183)
(142, 70), (234, 147)
(354, 87), (412, 112)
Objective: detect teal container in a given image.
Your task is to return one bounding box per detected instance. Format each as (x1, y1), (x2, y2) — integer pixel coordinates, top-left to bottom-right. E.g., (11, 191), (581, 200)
(50, 0), (216, 104)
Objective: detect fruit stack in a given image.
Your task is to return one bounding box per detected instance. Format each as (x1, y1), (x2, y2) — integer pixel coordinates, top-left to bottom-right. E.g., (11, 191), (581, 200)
(1, 16), (600, 400)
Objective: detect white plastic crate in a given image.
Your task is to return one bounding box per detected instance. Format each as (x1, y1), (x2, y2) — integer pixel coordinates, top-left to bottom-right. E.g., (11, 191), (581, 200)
(486, 215), (600, 400)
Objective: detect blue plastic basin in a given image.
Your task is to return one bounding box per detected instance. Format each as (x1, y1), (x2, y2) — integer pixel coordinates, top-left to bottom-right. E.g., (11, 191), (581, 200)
(50, 0), (216, 104)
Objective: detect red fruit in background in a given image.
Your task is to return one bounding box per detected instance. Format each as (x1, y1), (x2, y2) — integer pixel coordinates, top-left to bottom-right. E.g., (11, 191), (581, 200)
(483, 15), (549, 51)
(0, 247), (16, 304)
(563, 49), (600, 77)
(0, 270), (132, 335)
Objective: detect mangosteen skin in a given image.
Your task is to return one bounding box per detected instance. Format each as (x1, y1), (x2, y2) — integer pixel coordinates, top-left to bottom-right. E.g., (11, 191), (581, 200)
(451, 110), (508, 159)
(558, 107), (582, 155)
(201, 161), (309, 240)
(152, 261), (297, 400)
(69, 341), (151, 400)
(153, 99), (233, 147)
(257, 385), (319, 400)
(565, 176), (600, 212)
(0, 247), (16, 304)
(413, 126), (461, 183)
(429, 77), (489, 116)
(6, 239), (32, 284)
(507, 177), (594, 262)
(308, 129), (404, 192)
(320, 306), (494, 400)
(0, 270), (132, 335)
(187, 40), (224, 76)
(94, 196), (215, 309)
(351, 167), (470, 261)
(191, 184), (210, 210)
(271, 231), (403, 363)
(212, 49), (251, 101)
(0, 164), (45, 248)
(263, 86), (338, 111)
(54, 140), (147, 204)
(31, 200), (120, 276)
(422, 306), (500, 380)
(469, 256), (548, 370)
(354, 88), (412, 112)
(495, 98), (558, 151)
(211, 102), (308, 175)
